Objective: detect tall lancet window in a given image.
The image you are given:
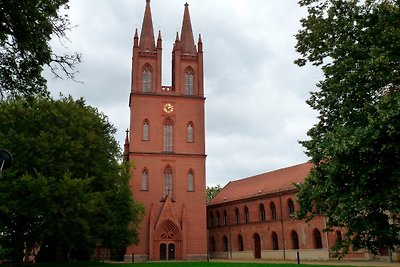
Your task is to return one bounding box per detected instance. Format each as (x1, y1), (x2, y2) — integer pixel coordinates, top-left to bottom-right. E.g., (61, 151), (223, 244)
(184, 68), (194, 95)
(187, 122), (194, 143)
(163, 166), (173, 198)
(142, 65), (152, 93)
(142, 119), (150, 141)
(187, 169), (194, 191)
(141, 168), (148, 191)
(163, 118), (173, 152)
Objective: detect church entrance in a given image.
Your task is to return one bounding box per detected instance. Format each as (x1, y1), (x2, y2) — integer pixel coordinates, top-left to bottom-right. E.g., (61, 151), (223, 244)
(154, 219), (182, 260)
(168, 243), (175, 260)
(160, 243), (167, 260)
(159, 243), (175, 260)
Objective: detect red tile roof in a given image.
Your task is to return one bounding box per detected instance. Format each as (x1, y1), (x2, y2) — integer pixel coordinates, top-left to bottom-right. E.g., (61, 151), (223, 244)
(207, 162), (313, 206)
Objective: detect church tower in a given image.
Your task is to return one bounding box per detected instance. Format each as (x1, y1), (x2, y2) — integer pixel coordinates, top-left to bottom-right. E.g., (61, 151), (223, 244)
(125, 0), (207, 261)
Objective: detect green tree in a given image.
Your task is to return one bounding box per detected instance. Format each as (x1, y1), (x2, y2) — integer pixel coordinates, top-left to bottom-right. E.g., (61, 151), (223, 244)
(206, 185), (222, 203)
(0, 96), (144, 263)
(294, 0), (400, 256)
(0, 0), (81, 100)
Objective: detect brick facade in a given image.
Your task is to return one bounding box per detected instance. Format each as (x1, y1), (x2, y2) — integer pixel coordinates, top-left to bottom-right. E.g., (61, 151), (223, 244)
(207, 163), (400, 262)
(124, 0), (207, 261)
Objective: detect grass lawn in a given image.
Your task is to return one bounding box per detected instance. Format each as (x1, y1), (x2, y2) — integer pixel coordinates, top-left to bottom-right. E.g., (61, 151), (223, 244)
(34, 261), (360, 267)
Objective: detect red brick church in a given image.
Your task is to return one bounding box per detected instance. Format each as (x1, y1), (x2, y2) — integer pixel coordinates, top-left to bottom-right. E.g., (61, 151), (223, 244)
(123, 0), (207, 262)
(122, 0), (399, 263)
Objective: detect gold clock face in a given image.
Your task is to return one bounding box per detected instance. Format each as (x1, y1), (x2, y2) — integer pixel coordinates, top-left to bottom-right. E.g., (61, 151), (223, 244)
(163, 103), (174, 113)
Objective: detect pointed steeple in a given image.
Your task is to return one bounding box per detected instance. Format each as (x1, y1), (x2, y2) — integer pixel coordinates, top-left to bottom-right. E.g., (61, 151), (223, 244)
(157, 30), (162, 49)
(197, 33), (203, 53)
(134, 28), (139, 47)
(173, 31), (181, 52)
(180, 3), (196, 54)
(123, 129), (130, 162)
(139, 0), (156, 52)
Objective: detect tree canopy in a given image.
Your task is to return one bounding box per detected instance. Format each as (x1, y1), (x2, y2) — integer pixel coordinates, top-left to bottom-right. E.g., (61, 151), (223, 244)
(0, 0), (81, 100)
(206, 185), (222, 203)
(295, 0), (400, 256)
(0, 96), (144, 263)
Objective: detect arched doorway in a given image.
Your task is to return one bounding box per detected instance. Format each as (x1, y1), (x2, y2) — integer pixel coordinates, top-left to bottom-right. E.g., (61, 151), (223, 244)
(160, 243), (167, 260)
(154, 219), (182, 260)
(159, 243), (176, 260)
(168, 243), (175, 260)
(253, 233), (261, 259)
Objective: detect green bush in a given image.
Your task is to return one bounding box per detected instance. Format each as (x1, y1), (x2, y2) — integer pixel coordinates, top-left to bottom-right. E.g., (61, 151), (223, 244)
(0, 245), (12, 260)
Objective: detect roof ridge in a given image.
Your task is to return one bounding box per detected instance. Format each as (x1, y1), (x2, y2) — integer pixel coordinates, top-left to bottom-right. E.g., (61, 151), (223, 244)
(230, 161), (311, 183)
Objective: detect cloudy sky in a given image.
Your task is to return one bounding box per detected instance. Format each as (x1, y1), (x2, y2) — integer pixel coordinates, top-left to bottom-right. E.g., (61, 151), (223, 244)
(45, 0), (323, 187)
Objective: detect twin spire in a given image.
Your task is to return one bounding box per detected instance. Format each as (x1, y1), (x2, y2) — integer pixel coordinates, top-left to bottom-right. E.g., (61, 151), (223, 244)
(137, 0), (200, 54)
(138, 0), (155, 51)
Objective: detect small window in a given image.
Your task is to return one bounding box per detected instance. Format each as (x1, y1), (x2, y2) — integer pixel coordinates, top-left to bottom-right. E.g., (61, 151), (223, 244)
(141, 168), (148, 191)
(184, 69), (194, 95)
(163, 118), (173, 152)
(142, 120), (150, 141)
(244, 206), (249, 223)
(288, 199), (295, 217)
(187, 122), (194, 143)
(187, 170), (194, 191)
(270, 201), (277, 220)
(163, 166), (173, 198)
(208, 212), (214, 227)
(259, 203), (266, 222)
(216, 211), (220, 226)
(314, 229), (323, 249)
(235, 208), (240, 224)
(142, 65), (152, 93)
(223, 210), (228, 225)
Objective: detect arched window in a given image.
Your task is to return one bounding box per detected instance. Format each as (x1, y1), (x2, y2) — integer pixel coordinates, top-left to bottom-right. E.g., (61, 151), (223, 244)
(259, 203), (266, 222)
(272, 232), (279, 250)
(244, 206), (249, 223)
(187, 169), (194, 191)
(235, 208), (240, 224)
(238, 234), (244, 251)
(313, 229), (323, 249)
(142, 119), (150, 140)
(223, 236), (228, 251)
(163, 118), (173, 152)
(208, 212), (214, 227)
(288, 198), (295, 217)
(223, 210), (228, 225)
(270, 201), (277, 220)
(142, 65), (152, 93)
(184, 68), (194, 95)
(291, 230), (299, 249)
(216, 211), (220, 226)
(141, 168), (148, 191)
(163, 166), (173, 198)
(187, 122), (194, 143)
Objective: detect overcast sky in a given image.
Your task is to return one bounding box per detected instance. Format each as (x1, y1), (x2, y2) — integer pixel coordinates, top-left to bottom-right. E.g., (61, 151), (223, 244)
(45, 0), (323, 187)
